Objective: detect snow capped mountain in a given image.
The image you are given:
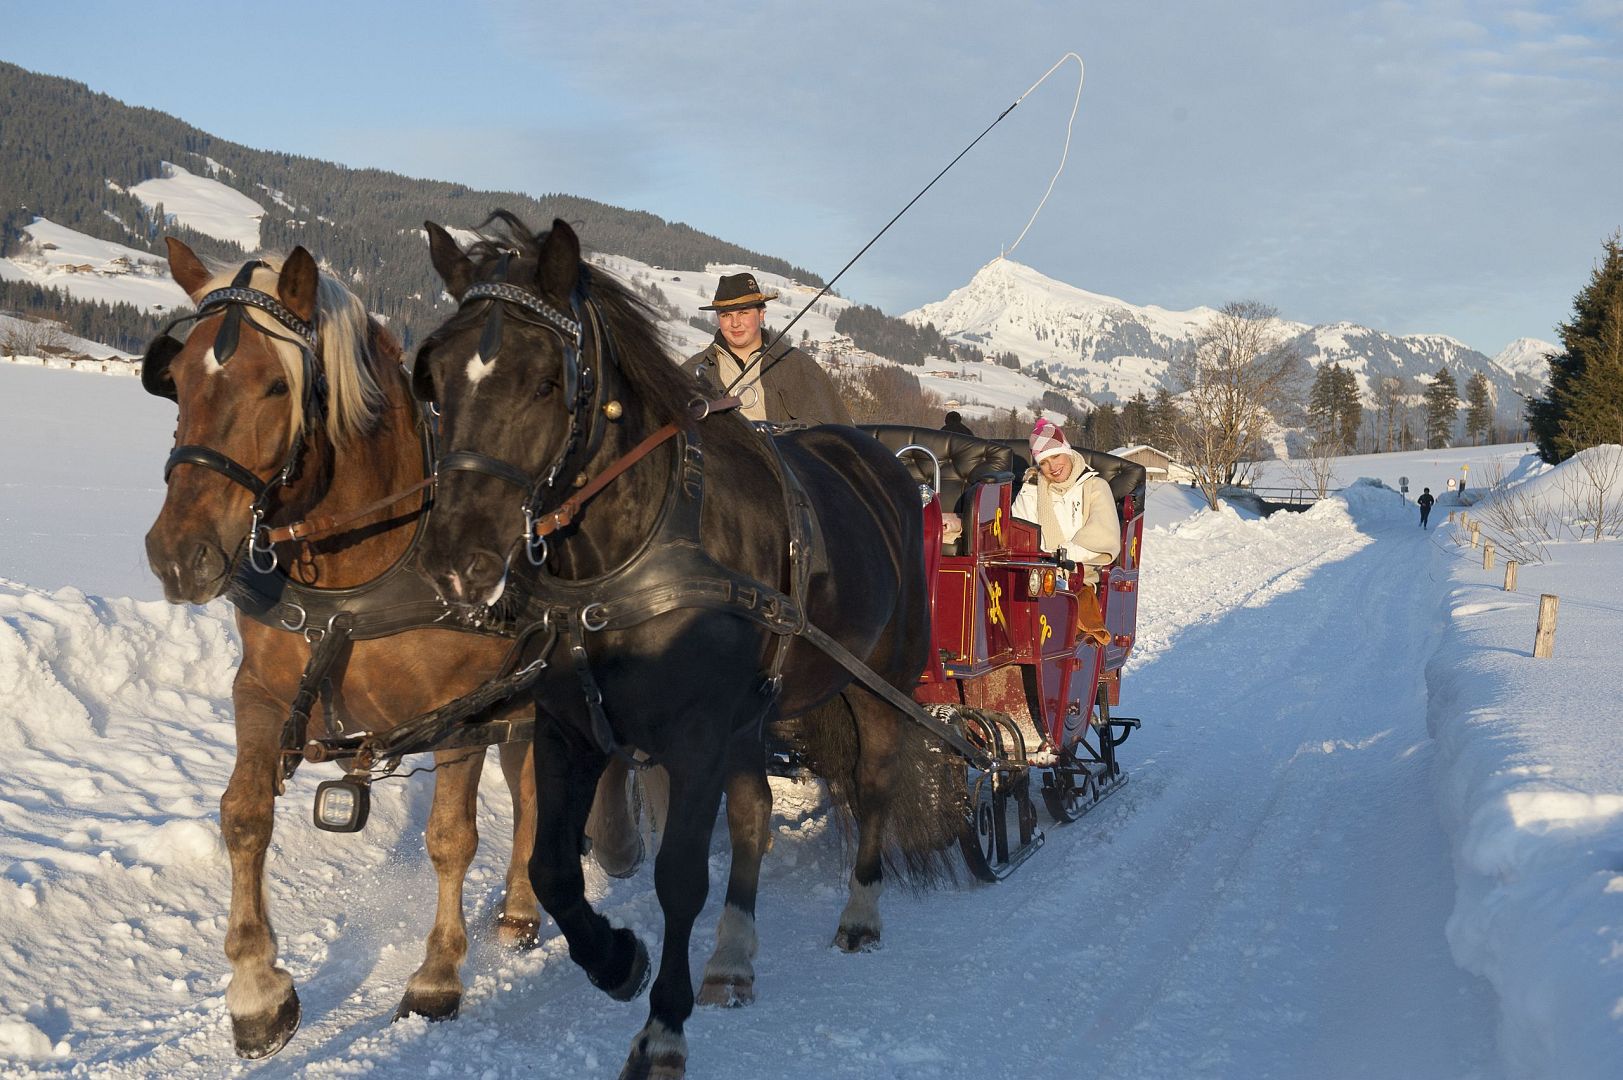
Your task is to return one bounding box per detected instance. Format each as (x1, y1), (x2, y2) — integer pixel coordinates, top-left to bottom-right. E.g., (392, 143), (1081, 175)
(1283, 322), (1544, 411)
(905, 257), (1555, 411)
(905, 257), (1219, 404)
(1491, 336), (1557, 383)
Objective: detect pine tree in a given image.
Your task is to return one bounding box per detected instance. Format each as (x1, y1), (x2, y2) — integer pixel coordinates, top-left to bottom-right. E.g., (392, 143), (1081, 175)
(1424, 367), (1459, 449)
(1308, 363), (1362, 452)
(1333, 366), (1362, 451)
(1086, 403), (1121, 451)
(1464, 371), (1493, 446)
(1120, 390), (1151, 444)
(1148, 387), (1179, 448)
(1526, 231), (1623, 463)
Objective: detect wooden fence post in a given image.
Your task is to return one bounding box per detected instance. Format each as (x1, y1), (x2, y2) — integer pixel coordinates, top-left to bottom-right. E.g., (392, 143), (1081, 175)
(1447, 510), (1455, 524)
(1483, 541), (1495, 570)
(1504, 561), (1518, 592)
(1534, 594), (1559, 658)
(1470, 523), (1481, 548)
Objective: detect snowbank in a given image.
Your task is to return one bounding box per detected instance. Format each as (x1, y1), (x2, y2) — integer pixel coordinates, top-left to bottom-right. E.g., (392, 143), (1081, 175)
(1425, 454), (1623, 1079)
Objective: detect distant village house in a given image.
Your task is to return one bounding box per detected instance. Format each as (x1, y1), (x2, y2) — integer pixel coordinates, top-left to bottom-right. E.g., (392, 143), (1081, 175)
(1110, 443), (1195, 484)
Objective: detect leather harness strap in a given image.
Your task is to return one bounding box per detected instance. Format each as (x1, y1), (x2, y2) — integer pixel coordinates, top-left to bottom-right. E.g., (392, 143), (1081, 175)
(266, 475), (435, 545)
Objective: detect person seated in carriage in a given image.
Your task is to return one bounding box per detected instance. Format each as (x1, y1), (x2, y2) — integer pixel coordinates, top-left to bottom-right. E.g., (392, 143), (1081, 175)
(683, 272), (851, 426)
(1012, 418), (1121, 646)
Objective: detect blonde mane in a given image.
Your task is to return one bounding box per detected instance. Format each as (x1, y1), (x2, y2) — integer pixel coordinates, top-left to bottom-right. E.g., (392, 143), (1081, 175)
(204, 257), (387, 450)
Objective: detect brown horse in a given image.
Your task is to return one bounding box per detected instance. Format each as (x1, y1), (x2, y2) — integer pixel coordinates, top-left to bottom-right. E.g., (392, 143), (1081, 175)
(141, 239), (642, 1058)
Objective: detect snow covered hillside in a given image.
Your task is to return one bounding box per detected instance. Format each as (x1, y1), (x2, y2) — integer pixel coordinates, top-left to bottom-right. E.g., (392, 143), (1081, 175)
(129, 161), (266, 251)
(1, 359), (1620, 1078)
(905, 256), (1553, 410)
(0, 218), (189, 315)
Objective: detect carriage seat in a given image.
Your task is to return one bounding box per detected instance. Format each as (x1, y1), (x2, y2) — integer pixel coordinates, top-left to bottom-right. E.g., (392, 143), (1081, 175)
(857, 425), (1014, 515)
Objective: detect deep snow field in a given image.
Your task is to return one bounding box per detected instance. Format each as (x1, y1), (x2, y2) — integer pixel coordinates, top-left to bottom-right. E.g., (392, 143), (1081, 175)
(1, 362), (1620, 1079)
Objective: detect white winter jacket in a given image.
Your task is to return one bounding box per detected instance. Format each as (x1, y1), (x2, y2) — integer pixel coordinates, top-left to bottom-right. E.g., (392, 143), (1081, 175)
(1011, 451), (1122, 582)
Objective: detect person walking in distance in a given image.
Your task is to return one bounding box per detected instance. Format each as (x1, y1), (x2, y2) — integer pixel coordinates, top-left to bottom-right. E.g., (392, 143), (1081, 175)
(1417, 487), (1435, 529)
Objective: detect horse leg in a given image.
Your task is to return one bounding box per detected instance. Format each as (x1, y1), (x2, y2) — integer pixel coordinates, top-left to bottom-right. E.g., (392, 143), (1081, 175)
(585, 756), (649, 879)
(529, 730), (649, 1002)
(494, 740), (542, 948)
(621, 758), (729, 1080)
(396, 749), (485, 1020)
(220, 697), (300, 1058)
(696, 748), (771, 1008)
(833, 690), (902, 953)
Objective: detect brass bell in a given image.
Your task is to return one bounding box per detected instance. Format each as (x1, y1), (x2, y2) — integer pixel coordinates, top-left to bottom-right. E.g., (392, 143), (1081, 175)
(573, 471), (588, 488)
(602, 400), (623, 420)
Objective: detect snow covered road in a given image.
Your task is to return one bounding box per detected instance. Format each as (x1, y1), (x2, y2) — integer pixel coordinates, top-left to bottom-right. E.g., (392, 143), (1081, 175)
(1, 451), (1511, 1078)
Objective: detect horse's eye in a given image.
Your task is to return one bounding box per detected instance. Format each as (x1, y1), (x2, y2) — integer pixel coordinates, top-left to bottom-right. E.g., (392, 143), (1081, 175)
(535, 380), (557, 399)
(267, 378), (290, 398)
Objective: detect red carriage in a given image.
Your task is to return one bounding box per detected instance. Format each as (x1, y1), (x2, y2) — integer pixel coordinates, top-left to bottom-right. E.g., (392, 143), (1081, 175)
(854, 426), (1148, 880)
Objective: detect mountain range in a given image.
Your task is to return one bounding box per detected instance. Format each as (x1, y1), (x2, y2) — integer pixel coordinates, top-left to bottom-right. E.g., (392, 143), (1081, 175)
(906, 257), (1551, 415)
(0, 61), (1554, 428)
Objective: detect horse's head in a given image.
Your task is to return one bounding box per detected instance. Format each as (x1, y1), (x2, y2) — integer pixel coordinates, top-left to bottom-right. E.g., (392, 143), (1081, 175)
(142, 238), (387, 603)
(413, 214), (595, 605)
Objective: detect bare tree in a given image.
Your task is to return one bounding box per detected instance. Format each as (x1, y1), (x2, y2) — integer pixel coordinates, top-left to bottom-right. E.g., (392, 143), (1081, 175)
(1557, 423), (1623, 540)
(1473, 459), (1558, 564)
(0, 316), (70, 359)
(1284, 428), (1340, 500)
(1167, 301), (1305, 509)
(1374, 375), (1406, 453)
(831, 363), (947, 426)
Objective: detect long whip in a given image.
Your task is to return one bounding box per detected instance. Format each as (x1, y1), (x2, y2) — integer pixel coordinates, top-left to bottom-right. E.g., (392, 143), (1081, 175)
(723, 51), (1087, 395)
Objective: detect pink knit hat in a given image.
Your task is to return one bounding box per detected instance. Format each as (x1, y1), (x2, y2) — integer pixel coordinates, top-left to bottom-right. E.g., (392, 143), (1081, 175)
(1029, 418), (1070, 463)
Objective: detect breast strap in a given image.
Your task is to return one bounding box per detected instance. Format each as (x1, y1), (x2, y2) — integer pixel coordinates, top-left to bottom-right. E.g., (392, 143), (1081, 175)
(528, 427), (818, 766)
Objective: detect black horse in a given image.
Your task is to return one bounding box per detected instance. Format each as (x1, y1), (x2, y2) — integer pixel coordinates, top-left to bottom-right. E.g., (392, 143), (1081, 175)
(412, 213), (958, 1079)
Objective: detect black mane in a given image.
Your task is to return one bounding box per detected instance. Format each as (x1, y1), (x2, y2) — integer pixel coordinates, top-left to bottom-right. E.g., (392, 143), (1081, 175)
(449, 209), (699, 429)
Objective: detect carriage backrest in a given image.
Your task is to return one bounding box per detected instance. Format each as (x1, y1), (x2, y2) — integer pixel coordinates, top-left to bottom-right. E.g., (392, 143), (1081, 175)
(857, 425), (1014, 517)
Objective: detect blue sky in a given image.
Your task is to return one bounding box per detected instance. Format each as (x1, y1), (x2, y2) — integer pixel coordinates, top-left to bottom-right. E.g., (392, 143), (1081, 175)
(4, 0), (1620, 354)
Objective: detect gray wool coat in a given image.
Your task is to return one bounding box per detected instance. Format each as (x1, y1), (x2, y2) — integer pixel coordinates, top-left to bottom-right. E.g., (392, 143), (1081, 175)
(683, 334), (852, 427)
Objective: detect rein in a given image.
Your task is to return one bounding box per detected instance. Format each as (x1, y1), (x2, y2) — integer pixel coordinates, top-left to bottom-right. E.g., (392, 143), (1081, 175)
(532, 395), (742, 540)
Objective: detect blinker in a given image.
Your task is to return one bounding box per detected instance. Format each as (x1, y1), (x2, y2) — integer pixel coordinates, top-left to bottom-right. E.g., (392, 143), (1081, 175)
(141, 334), (184, 400)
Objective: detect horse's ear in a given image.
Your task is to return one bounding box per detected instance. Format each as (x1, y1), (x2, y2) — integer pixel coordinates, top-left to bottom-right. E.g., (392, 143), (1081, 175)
(425, 221), (473, 297)
(164, 237), (212, 300)
(279, 247), (320, 324)
(536, 219), (581, 301)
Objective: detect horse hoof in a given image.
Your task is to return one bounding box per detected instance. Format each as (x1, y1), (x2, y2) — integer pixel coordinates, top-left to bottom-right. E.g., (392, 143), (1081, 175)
(591, 931), (650, 1002)
(231, 990), (301, 1059)
(618, 1047), (686, 1080)
(393, 989), (461, 1022)
(592, 836), (645, 880)
(495, 913), (541, 950)
(832, 925), (882, 953)
(696, 975), (755, 1008)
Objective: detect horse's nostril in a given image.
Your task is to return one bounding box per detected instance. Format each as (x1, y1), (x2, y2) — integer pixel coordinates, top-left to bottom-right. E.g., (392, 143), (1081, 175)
(463, 550), (503, 586)
(191, 542), (226, 583)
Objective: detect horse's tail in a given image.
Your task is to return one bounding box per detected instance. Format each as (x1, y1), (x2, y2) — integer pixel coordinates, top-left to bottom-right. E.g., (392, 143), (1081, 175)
(781, 690), (965, 889)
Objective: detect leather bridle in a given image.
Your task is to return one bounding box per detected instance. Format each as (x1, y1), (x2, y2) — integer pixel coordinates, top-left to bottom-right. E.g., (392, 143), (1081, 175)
(417, 270), (614, 567)
(141, 260), (328, 573)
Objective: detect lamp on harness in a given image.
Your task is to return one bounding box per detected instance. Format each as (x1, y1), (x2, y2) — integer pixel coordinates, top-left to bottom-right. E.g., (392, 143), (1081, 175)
(313, 775), (371, 832)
